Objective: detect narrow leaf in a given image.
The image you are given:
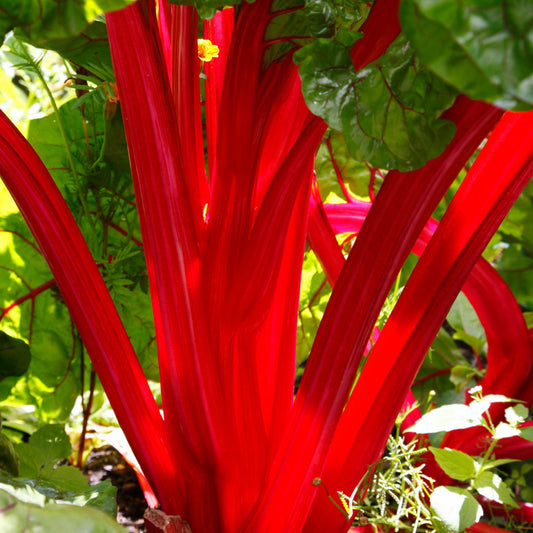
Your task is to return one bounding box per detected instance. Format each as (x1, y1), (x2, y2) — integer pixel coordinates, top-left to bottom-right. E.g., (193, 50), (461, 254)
(429, 447), (477, 482)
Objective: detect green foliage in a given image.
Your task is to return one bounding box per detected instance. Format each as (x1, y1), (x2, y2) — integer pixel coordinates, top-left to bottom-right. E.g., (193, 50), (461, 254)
(430, 485), (482, 533)
(0, 43), (156, 420)
(408, 388), (522, 435)
(339, 435), (436, 533)
(52, 20), (116, 83)
(430, 447), (518, 509)
(5, 424), (119, 517)
(407, 404), (485, 434)
(446, 293), (486, 357)
(340, 390), (531, 533)
(0, 211), (81, 420)
(400, 0), (533, 111)
(297, 250), (330, 369)
(0, 0), (135, 47)
(0, 418), (20, 476)
(0, 482), (125, 532)
(315, 130), (379, 202)
(429, 447), (476, 482)
(405, 390), (532, 532)
(295, 32), (457, 171)
(485, 180), (533, 310)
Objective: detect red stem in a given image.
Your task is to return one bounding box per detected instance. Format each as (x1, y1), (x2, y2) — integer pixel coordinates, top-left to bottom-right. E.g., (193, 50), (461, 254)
(0, 108), (179, 512)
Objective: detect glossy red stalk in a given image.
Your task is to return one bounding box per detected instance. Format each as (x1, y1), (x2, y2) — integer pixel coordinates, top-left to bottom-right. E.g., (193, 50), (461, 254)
(203, 8), (235, 183)
(170, 4), (210, 240)
(238, 98), (501, 533)
(0, 109), (179, 511)
(106, 4), (228, 526)
(310, 110), (533, 533)
(350, 0), (401, 69)
(319, 188), (533, 484)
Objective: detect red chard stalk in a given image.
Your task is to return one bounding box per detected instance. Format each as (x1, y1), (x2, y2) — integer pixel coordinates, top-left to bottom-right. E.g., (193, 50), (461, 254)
(0, 1), (532, 532)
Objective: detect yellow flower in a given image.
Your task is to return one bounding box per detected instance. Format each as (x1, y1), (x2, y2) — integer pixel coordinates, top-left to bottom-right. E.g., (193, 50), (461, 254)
(197, 39), (219, 62)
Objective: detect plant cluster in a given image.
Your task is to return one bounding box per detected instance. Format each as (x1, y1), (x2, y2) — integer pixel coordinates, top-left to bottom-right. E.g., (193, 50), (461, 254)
(0, 0), (531, 532)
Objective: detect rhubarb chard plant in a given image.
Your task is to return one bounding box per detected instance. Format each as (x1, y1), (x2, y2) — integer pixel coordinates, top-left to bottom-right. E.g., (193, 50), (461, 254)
(0, 0), (532, 532)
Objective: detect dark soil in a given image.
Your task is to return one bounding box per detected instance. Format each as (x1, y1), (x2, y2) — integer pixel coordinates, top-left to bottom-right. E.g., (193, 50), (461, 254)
(83, 445), (148, 533)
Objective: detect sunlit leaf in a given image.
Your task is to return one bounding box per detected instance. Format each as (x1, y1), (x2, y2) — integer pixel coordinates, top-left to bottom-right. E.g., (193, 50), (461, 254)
(429, 447), (476, 482)
(407, 404), (484, 434)
(430, 486), (483, 533)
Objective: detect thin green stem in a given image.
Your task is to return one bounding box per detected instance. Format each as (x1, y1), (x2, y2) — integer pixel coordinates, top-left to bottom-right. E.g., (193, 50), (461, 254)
(14, 39), (98, 240)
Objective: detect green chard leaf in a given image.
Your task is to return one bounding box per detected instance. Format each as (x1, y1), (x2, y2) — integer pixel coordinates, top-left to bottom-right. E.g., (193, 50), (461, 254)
(0, 212), (80, 420)
(400, 0), (533, 110)
(0, 97), (154, 418)
(295, 32), (457, 171)
(303, 0), (366, 38)
(0, 1), (136, 46)
(52, 20), (116, 82)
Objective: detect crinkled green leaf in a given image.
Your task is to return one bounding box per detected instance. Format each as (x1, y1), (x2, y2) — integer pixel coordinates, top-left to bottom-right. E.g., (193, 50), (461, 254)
(407, 404), (484, 434)
(305, 0), (337, 38)
(295, 32), (457, 170)
(430, 486), (483, 533)
(473, 471), (518, 507)
(400, 0), (533, 110)
(263, 0), (313, 68)
(294, 28), (362, 130)
(429, 447), (476, 482)
(0, 484), (125, 532)
(0, 1), (136, 45)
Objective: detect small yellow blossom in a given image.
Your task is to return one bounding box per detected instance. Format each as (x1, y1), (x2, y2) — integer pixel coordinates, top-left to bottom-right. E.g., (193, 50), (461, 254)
(197, 39), (219, 62)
